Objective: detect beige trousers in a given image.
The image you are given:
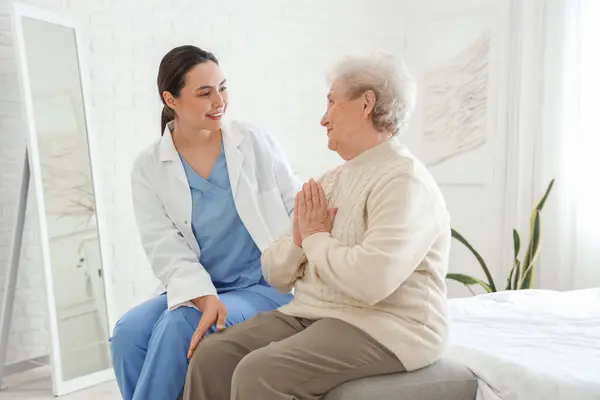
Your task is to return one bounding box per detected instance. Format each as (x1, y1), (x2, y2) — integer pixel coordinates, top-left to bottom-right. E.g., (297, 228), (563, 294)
(183, 310), (405, 400)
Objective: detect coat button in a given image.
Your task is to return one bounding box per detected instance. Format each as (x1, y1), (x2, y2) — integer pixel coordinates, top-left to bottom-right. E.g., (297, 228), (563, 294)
(184, 220), (189, 224)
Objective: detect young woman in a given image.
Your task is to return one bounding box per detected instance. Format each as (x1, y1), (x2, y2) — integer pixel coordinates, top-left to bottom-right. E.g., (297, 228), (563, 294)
(109, 45), (299, 400)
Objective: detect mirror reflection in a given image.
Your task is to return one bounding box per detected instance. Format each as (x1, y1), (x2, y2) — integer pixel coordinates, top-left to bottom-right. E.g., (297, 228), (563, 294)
(20, 16), (111, 381)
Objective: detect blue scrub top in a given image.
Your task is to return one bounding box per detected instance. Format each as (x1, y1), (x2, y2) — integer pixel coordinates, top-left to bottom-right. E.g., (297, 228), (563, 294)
(179, 143), (293, 307)
(179, 145), (265, 293)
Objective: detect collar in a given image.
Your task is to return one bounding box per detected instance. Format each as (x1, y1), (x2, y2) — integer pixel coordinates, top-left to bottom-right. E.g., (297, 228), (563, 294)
(158, 118), (243, 162)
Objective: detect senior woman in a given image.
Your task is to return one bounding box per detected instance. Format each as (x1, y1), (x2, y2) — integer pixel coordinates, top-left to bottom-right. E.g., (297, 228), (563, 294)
(183, 52), (451, 400)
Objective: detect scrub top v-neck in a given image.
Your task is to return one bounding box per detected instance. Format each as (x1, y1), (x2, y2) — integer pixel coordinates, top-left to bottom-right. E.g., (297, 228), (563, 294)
(178, 144), (263, 293)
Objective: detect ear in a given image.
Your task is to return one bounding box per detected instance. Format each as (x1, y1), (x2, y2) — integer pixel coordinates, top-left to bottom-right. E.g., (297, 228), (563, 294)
(163, 91), (177, 111)
(362, 90), (376, 119)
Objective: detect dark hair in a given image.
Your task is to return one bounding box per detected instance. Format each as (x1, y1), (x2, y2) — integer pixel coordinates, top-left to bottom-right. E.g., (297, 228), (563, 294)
(157, 45), (219, 134)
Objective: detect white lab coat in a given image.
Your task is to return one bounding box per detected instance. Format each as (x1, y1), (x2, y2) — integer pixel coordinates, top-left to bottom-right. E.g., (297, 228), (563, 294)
(131, 119), (301, 310)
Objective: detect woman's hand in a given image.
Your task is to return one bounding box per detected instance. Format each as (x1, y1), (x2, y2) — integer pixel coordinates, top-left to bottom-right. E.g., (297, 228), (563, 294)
(297, 179), (337, 241)
(188, 295), (227, 359)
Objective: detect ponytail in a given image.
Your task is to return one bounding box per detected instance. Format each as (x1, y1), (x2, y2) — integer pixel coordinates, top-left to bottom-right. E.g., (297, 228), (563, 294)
(161, 105), (175, 135)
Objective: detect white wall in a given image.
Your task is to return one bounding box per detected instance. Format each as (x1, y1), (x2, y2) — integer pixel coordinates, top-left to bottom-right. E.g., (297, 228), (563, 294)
(1, 0), (537, 367)
(400, 0), (556, 297)
(402, 0), (518, 296)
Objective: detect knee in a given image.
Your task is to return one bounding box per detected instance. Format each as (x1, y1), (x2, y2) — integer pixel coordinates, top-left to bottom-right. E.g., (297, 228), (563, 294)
(187, 336), (229, 380)
(110, 314), (145, 356)
(110, 307), (194, 355)
(231, 349), (272, 393)
(157, 308), (196, 333)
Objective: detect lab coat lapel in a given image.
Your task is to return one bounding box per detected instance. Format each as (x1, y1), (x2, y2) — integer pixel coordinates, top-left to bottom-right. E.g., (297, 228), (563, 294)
(159, 124), (195, 243)
(222, 120), (244, 197)
(159, 122), (187, 186)
(221, 121), (272, 250)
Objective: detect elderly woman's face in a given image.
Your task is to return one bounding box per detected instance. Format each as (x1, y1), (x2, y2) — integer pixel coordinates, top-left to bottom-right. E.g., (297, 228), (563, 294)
(320, 80), (370, 159)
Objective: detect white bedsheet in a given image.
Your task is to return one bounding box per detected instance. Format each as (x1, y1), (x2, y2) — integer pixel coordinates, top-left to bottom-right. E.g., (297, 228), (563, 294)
(445, 288), (600, 400)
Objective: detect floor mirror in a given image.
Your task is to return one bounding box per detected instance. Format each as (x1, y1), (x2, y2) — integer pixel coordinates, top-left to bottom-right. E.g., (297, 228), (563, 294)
(11, 3), (115, 396)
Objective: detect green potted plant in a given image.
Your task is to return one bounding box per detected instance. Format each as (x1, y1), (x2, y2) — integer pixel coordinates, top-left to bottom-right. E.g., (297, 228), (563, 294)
(447, 179), (555, 294)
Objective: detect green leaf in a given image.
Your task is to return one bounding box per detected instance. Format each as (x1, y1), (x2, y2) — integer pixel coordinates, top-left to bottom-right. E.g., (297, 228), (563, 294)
(520, 209), (541, 289)
(513, 229), (521, 260)
(518, 179), (553, 289)
(451, 228), (497, 292)
(511, 229), (521, 290)
(507, 259), (521, 290)
(506, 263), (516, 290)
(512, 256), (521, 290)
(446, 273), (495, 293)
(535, 179), (555, 212)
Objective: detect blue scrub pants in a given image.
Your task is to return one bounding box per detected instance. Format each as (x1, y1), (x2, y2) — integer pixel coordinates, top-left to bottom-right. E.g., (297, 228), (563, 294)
(109, 288), (292, 400)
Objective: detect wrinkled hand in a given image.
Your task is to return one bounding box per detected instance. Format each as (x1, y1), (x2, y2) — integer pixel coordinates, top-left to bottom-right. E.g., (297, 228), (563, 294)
(297, 179), (337, 241)
(188, 295), (227, 359)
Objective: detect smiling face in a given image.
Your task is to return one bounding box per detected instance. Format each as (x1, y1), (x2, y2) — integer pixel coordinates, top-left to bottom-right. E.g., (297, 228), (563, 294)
(320, 79), (377, 160)
(163, 61), (228, 132)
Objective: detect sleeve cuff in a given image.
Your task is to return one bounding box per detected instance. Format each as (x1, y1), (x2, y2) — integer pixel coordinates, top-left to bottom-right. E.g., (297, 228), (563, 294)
(166, 277), (218, 311)
(301, 232), (331, 261)
(288, 242), (307, 267)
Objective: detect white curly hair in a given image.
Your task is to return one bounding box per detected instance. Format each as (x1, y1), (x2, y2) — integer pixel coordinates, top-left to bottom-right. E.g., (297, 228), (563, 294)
(327, 51), (417, 135)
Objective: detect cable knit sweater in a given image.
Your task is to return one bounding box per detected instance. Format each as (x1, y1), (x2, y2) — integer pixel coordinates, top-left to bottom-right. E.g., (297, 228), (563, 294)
(261, 137), (451, 371)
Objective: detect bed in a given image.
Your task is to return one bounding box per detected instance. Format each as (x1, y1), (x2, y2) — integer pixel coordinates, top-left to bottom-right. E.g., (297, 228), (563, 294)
(445, 288), (600, 400)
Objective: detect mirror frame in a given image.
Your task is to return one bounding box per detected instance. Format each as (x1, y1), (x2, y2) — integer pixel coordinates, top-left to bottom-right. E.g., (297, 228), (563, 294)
(11, 2), (116, 395)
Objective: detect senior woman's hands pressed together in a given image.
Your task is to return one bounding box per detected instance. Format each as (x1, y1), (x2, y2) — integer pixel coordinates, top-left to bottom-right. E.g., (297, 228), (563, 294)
(295, 179), (337, 244)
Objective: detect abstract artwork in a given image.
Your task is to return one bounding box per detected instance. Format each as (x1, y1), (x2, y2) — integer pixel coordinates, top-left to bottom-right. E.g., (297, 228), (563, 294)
(421, 31), (490, 166)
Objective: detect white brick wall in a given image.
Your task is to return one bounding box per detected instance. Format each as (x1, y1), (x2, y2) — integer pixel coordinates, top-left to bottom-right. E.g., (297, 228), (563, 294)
(1, 0), (408, 365)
